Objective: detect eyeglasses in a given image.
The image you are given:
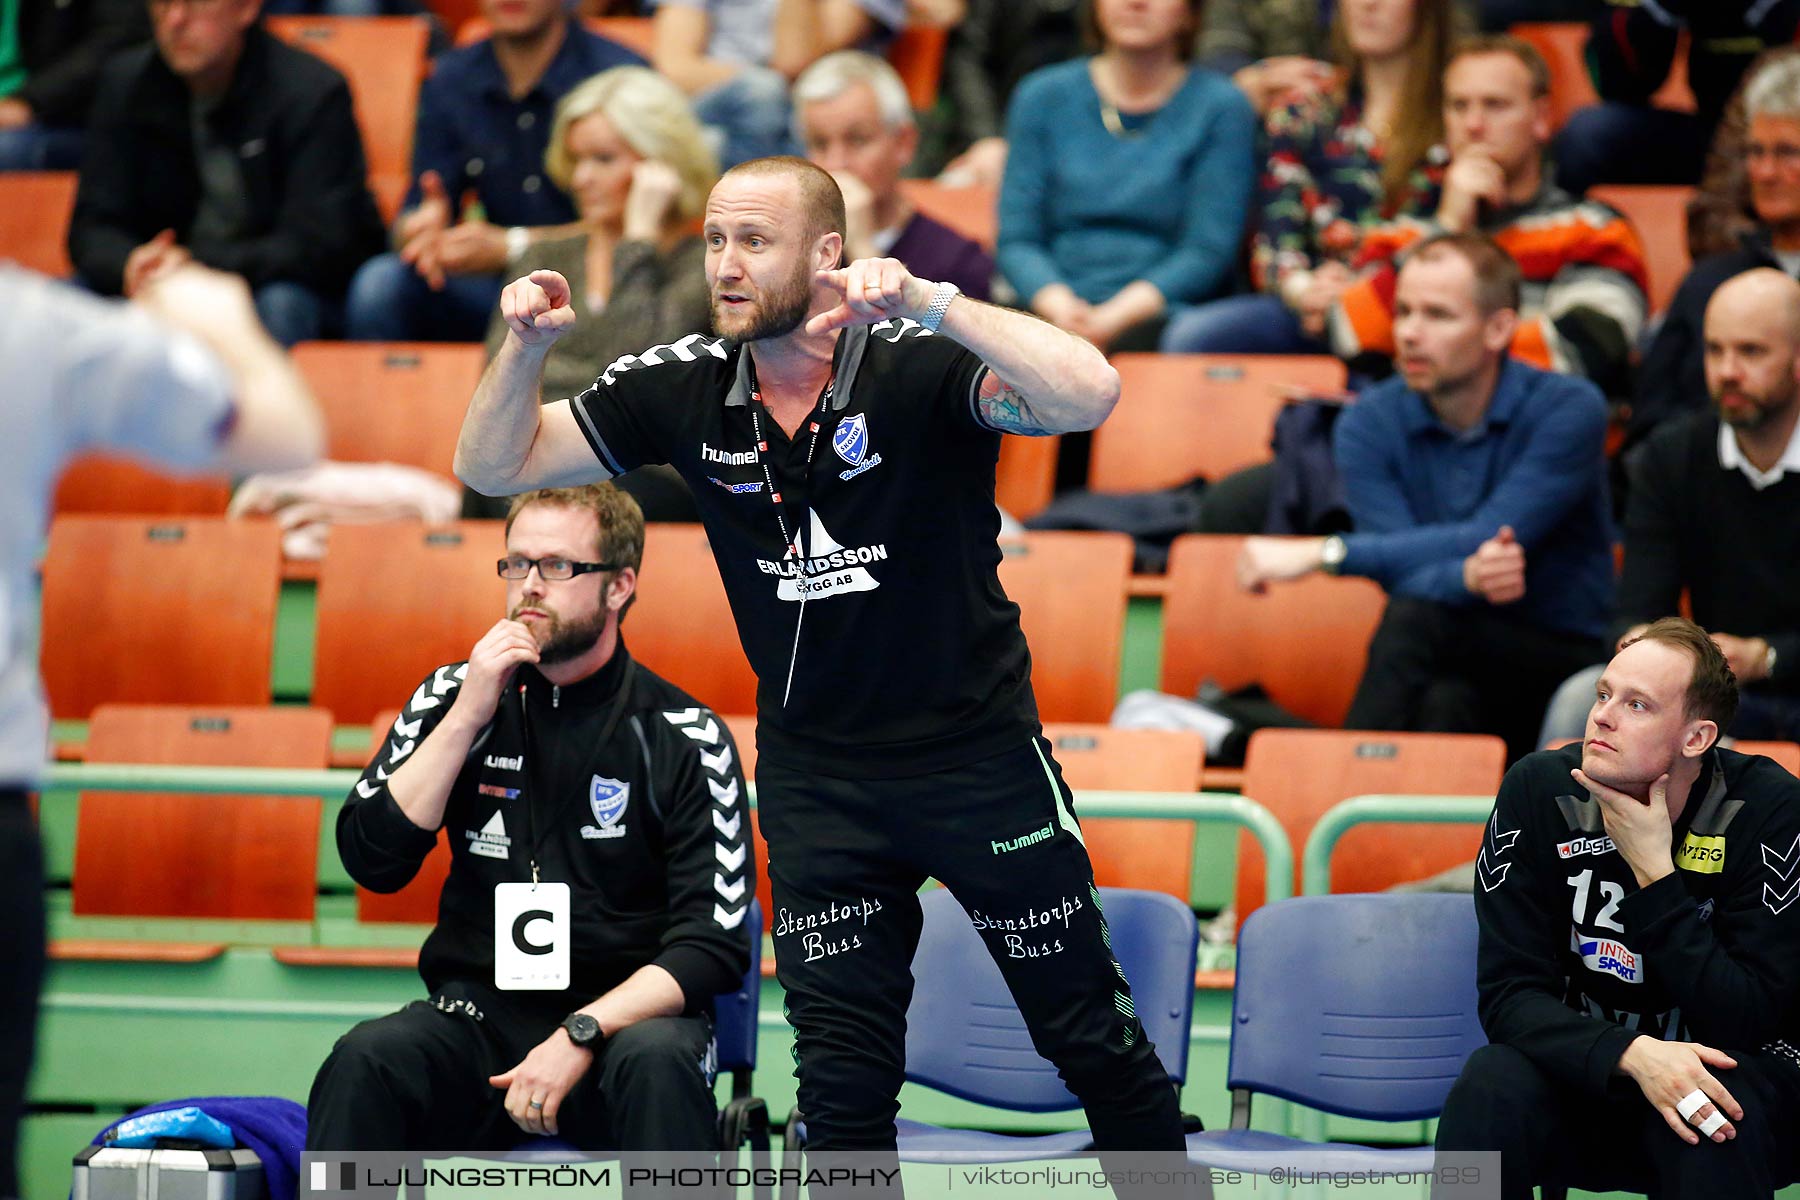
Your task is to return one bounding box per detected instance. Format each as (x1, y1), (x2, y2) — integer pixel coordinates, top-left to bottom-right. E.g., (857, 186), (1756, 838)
(496, 556), (618, 581)
(1746, 143), (1800, 168)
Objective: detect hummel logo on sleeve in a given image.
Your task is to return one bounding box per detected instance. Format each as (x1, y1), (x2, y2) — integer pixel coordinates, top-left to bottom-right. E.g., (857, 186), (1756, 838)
(1762, 833), (1800, 915)
(1477, 811), (1519, 892)
(1488, 812), (1520, 855)
(1477, 848), (1512, 892)
(868, 318), (930, 342)
(599, 333), (726, 386)
(1763, 832), (1800, 880)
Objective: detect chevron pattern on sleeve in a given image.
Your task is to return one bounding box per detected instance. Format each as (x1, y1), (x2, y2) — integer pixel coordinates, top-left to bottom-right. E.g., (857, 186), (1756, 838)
(664, 707), (750, 930)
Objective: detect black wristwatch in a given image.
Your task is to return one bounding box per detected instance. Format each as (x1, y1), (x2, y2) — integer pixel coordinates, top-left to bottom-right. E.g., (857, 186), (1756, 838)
(562, 1012), (603, 1050)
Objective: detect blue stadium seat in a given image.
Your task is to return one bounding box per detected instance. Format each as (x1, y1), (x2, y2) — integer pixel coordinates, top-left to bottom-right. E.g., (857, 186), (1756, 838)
(784, 887), (1198, 1170)
(1186, 893), (1484, 1173)
(716, 898), (768, 1156)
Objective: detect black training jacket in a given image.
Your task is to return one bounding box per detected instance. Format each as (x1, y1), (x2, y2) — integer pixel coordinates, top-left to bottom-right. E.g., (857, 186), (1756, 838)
(1474, 744), (1800, 1095)
(338, 644), (753, 1010)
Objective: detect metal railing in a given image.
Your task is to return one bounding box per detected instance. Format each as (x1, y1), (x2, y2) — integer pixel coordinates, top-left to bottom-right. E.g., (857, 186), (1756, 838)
(1300, 793), (1495, 896)
(1073, 789), (1294, 906)
(43, 762), (361, 796)
(40, 767), (1295, 908)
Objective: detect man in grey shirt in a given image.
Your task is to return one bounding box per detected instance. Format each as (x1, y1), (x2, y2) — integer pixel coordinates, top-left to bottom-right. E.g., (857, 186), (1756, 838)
(0, 262), (323, 1200)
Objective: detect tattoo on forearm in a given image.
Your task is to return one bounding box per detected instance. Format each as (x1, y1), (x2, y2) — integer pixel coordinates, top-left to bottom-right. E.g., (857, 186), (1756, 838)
(976, 372), (1056, 436)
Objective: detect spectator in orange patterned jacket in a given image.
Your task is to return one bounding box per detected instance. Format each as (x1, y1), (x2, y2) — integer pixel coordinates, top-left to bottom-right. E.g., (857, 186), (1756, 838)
(1331, 35), (1650, 398)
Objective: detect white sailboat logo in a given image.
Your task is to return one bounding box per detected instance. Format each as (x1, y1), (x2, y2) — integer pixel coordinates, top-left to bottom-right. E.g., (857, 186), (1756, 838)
(775, 511), (884, 602)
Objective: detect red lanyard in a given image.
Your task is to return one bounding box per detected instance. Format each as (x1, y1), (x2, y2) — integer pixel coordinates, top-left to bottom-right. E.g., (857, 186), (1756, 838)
(744, 356), (835, 563)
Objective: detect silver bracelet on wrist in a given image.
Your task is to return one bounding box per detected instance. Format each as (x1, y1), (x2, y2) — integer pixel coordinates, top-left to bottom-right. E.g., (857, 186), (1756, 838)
(921, 281), (961, 332)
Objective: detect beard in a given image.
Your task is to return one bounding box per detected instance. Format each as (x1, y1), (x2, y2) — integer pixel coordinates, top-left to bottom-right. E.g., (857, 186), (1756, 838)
(712, 263), (814, 343)
(511, 602), (609, 665)
(1713, 383), (1797, 431)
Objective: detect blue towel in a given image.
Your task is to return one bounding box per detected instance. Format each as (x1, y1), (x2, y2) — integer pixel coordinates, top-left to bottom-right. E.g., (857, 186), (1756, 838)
(90, 1096), (306, 1200)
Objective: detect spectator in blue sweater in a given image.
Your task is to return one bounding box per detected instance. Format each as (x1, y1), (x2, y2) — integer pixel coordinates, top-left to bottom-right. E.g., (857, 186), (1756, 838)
(343, 0), (643, 342)
(996, 0), (1258, 353)
(1236, 233), (1614, 761)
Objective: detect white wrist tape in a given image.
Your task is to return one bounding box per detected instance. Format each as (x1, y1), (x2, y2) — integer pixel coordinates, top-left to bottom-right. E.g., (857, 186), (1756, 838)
(1697, 1111), (1728, 1137)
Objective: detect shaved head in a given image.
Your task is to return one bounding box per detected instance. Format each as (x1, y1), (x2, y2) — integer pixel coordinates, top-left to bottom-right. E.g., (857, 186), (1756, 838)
(1703, 267), (1800, 431)
(1709, 268), (1800, 345)
(716, 156), (847, 247)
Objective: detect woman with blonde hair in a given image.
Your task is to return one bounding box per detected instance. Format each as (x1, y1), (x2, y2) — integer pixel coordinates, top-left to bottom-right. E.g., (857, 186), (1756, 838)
(1161, 0), (1454, 354)
(477, 65), (716, 520)
(484, 65), (718, 402)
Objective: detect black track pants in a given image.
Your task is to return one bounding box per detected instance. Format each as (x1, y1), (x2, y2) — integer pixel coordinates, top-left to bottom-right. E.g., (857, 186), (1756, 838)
(1435, 1042), (1800, 1199)
(306, 984), (718, 1153)
(756, 738), (1188, 1155)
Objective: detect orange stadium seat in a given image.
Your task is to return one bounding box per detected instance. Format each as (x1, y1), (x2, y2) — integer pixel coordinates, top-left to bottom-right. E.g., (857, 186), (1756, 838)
(319, 521), (757, 755)
(266, 17), (430, 225)
(312, 521), (507, 726)
(67, 704), (332, 927)
(1237, 728), (1507, 922)
(290, 341), (486, 478)
(41, 516), (282, 719)
(898, 180), (997, 253)
(722, 713), (758, 780)
(1588, 184), (1693, 315)
(998, 531), (1133, 723)
(1043, 723), (1206, 900)
(53, 455), (232, 517)
(1509, 23), (1600, 131)
(1160, 534), (1387, 728)
(0, 171), (77, 277)
(1734, 740), (1800, 776)
(353, 837), (451, 928)
(995, 435), (1057, 519)
(1093, 354), (1349, 494)
(1511, 22), (1694, 132)
(426, 0), (481, 41)
(629, 523), (761, 716)
(1654, 34), (1698, 113)
(886, 25), (946, 110)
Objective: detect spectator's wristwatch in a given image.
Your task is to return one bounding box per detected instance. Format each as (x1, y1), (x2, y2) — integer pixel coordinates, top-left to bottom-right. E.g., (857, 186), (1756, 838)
(1320, 535), (1348, 575)
(562, 1012), (603, 1050)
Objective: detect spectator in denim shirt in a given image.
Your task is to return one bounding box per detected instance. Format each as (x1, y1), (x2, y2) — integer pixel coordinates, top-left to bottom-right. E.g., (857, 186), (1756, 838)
(343, 0), (642, 342)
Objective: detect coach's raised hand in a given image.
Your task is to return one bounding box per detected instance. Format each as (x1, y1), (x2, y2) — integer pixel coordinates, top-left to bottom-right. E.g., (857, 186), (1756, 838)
(501, 269), (579, 347)
(458, 268), (605, 497)
(808, 257), (936, 334)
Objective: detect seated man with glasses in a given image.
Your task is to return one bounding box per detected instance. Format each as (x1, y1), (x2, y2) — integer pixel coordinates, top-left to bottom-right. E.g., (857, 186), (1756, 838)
(306, 484), (753, 1155)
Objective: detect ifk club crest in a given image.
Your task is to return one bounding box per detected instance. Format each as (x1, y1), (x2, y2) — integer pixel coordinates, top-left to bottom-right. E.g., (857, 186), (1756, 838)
(582, 775), (630, 840)
(832, 413), (882, 480)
